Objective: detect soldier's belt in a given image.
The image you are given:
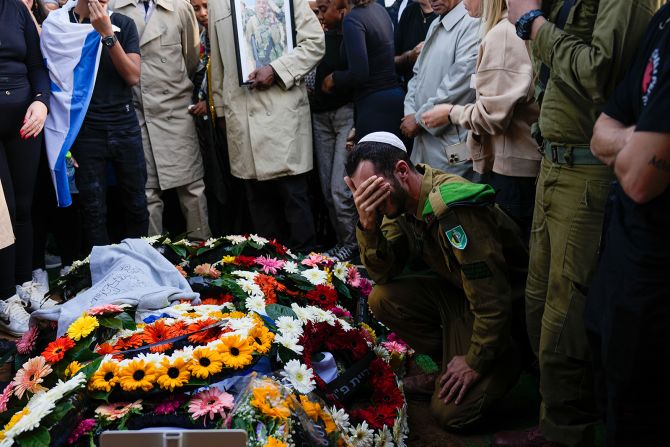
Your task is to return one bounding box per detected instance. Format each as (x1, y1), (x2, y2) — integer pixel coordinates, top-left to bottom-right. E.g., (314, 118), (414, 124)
(541, 140), (603, 166)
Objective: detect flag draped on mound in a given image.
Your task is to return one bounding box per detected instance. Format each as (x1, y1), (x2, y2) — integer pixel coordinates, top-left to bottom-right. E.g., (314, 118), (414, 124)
(40, 1), (104, 207)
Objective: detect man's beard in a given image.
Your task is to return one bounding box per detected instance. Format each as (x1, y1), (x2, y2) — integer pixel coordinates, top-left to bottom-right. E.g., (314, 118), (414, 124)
(384, 178), (409, 219)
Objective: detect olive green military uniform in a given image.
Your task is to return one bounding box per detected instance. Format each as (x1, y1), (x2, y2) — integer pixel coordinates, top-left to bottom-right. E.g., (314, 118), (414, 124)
(527, 1), (663, 445)
(245, 12), (286, 68)
(358, 164), (528, 430)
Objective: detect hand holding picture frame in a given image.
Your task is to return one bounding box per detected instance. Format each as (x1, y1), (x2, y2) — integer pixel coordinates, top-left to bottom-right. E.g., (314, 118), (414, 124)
(230, 0), (296, 86)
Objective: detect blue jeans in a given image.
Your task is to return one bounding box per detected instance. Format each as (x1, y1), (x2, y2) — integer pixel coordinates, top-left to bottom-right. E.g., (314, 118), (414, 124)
(71, 124), (148, 249)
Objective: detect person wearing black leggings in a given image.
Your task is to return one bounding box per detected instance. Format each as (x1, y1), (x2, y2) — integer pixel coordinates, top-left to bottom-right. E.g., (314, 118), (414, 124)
(0, 0), (50, 335)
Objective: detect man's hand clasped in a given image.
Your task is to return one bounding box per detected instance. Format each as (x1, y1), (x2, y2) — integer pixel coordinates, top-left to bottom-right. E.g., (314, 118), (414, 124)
(343, 175), (390, 231)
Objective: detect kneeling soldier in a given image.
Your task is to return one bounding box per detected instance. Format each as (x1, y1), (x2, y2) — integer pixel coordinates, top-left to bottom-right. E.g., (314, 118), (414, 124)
(345, 132), (527, 430)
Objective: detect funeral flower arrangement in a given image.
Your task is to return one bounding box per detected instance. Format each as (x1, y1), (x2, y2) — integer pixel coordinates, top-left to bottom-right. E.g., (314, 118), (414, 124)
(0, 235), (410, 447)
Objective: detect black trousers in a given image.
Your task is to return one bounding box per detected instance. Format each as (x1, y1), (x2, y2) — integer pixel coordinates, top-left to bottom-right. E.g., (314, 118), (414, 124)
(489, 172), (536, 245)
(70, 124), (149, 251)
(0, 80), (41, 299)
(244, 174), (316, 253)
(585, 190), (670, 446)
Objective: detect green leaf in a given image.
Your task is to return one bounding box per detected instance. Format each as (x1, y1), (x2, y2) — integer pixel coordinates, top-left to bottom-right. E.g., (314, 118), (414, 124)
(97, 315), (123, 330)
(333, 278), (352, 301)
(414, 354), (439, 374)
(265, 304), (297, 321)
(287, 273), (312, 286)
(71, 347), (99, 363)
(89, 390), (110, 402)
(117, 312), (136, 330)
(187, 378), (210, 387)
(43, 402), (75, 426)
(277, 345), (298, 363)
(170, 245), (188, 258)
(80, 356), (104, 378)
(16, 426), (50, 447)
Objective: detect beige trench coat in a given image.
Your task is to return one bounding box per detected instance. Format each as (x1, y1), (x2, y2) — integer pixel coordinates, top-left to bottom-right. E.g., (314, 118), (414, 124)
(0, 180), (14, 250)
(113, 0), (204, 190)
(209, 0), (324, 180)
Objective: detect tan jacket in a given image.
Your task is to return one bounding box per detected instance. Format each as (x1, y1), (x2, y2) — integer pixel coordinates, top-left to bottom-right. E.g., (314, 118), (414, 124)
(0, 180), (13, 250)
(208, 0), (325, 180)
(357, 165), (528, 374)
(113, 0), (204, 190)
(449, 16), (541, 178)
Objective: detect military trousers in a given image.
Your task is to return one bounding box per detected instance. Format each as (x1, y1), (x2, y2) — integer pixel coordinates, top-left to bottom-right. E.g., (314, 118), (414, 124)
(526, 158), (612, 446)
(368, 274), (521, 431)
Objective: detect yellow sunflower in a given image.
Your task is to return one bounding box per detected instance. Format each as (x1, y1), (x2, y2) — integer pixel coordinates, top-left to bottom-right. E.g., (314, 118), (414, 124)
(156, 357), (191, 391)
(66, 314), (99, 341)
(65, 360), (83, 377)
(89, 361), (120, 392)
(189, 347), (223, 379)
(118, 359), (157, 392)
(247, 325), (274, 354)
(319, 410), (337, 434)
(208, 310), (227, 320)
(217, 334), (253, 369)
(222, 311), (246, 319)
(299, 395), (321, 421)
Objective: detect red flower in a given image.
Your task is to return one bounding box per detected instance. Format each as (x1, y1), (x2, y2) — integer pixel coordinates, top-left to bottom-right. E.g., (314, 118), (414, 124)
(305, 285), (338, 309)
(350, 405), (397, 430)
(42, 337), (75, 363)
(187, 318), (221, 344)
(142, 320), (175, 353)
(269, 239), (288, 255)
(234, 256), (256, 268)
(373, 380), (404, 409)
(114, 333), (144, 351)
(201, 294), (233, 306)
(325, 328), (369, 360)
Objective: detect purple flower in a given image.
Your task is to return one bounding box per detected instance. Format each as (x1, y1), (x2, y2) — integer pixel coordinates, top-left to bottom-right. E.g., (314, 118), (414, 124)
(67, 418), (96, 444)
(255, 255), (285, 275)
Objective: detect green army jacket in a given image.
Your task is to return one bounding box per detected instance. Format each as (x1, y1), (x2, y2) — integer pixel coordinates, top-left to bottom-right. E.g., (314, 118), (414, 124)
(357, 165), (528, 374)
(532, 0), (662, 144)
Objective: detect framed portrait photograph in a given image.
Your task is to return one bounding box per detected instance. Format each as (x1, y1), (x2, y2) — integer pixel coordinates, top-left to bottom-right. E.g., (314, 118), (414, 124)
(230, 0), (296, 85)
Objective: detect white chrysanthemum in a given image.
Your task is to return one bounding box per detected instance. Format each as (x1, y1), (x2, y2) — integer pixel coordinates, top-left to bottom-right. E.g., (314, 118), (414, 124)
(301, 268), (328, 285)
(245, 296), (267, 316)
(373, 346), (391, 362)
(221, 302), (236, 312)
(340, 320), (353, 331)
(249, 234), (269, 245)
(333, 262), (349, 282)
(290, 303), (312, 322)
(286, 249), (297, 259)
(283, 261), (300, 274)
(350, 421), (374, 447)
(204, 238), (218, 248)
(141, 235), (161, 244)
(328, 406), (351, 431)
(397, 404), (408, 433)
(307, 307), (337, 325)
(280, 359), (315, 394)
(169, 303), (194, 313)
(237, 279), (264, 298)
(374, 426), (394, 447)
(232, 270), (258, 280)
(170, 345), (195, 362)
(275, 316), (303, 338)
(274, 333), (304, 355)
(225, 235), (248, 244)
(136, 352), (162, 367)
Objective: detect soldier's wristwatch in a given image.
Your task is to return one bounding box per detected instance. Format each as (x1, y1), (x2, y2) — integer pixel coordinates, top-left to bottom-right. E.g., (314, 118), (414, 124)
(102, 34), (118, 48)
(515, 9), (544, 40)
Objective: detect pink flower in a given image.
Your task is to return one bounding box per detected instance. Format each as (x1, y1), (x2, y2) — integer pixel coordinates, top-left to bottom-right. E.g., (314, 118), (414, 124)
(358, 278), (373, 297)
(188, 387), (234, 423)
(16, 326), (39, 355)
(381, 341), (408, 355)
(346, 266), (361, 288)
(67, 418), (96, 444)
(193, 263), (221, 279)
(387, 333), (410, 348)
(301, 253), (331, 268)
(155, 395), (186, 415)
(12, 356), (53, 399)
(0, 382), (15, 412)
(255, 255), (285, 275)
(329, 306), (352, 319)
(95, 400), (143, 421)
(88, 304), (126, 316)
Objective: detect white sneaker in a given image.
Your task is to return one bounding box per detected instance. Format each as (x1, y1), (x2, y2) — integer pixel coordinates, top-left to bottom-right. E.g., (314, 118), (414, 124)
(32, 269), (49, 293)
(44, 252), (62, 269)
(16, 281), (58, 312)
(0, 296), (30, 337)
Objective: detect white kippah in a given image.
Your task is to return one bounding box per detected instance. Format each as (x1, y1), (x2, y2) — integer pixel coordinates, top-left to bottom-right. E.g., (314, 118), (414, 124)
(358, 132), (407, 152)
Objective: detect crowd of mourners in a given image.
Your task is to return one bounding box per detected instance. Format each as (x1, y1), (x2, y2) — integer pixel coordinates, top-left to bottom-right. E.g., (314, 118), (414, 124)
(1, 0), (669, 444)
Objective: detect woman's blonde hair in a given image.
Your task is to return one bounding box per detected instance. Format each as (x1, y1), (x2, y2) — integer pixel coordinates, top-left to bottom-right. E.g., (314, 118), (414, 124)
(481, 0), (507, 36)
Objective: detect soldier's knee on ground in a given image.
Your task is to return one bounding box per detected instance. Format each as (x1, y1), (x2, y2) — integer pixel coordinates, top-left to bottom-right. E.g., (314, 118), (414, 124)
(366, 285), (389, 323)
(429, 392), (486, 432)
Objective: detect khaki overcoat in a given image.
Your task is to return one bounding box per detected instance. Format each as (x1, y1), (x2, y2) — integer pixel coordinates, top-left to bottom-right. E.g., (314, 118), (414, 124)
(209, 0), (325, 180)
(113, 0), (204, 190)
